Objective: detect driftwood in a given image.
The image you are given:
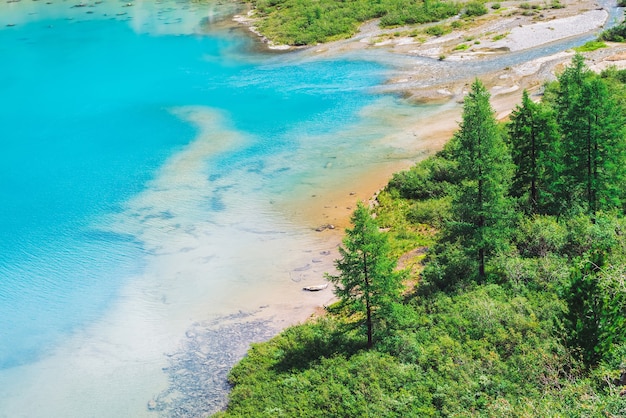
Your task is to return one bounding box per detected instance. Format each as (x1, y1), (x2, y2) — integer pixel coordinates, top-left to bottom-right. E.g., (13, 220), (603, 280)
(302, 283), (329, 291)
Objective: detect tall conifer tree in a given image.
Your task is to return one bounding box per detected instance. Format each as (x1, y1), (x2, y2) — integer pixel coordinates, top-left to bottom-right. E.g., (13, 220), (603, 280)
(448, 79), (513, 278)
(326, 202), (404, 348)
(556, 56), (626, 215)
(508, 90), (560, 214)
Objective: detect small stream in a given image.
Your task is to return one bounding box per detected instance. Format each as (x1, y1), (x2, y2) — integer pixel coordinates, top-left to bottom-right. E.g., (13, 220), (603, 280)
(348, 0), (625, 91)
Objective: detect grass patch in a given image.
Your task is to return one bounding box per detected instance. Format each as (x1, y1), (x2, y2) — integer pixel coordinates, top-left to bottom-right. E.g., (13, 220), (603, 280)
(574, 40), (607, 52)
(492, 32), (508, 41)
(425, 24), (451, 37)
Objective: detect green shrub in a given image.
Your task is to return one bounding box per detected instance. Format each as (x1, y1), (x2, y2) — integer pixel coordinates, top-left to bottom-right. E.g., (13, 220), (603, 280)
(491, 2), (501, 9)
(408, 197), (452, 228)
(387, 156), (456, 200)
(492, 32), (508, 41)
(515, 216), (567, 258)
(574, 40), (607, 52)
(599, 16), (626, 43)
(425, 24), (447, 36)
(463, 1), (488, 16)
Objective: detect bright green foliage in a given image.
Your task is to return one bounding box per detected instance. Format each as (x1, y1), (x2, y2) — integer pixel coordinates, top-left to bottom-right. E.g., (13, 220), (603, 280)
(219, 59), (626, 418)
(555, 56), (626, 215)
(507, 90), (560, 213)
(326, 202), (404, 348)
(379, 0), (462, 27)
(250, 0), (462, 45)
(388, 154), (457, 200)
(219, 282), (624, 417)
(446, 79), (513, 279)
(573, 40), (607, 52)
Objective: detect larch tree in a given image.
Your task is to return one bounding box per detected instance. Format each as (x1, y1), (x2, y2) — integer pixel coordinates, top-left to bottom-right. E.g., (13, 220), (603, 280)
(326, 202), (404, 349)
(508, 90), (560, 214)
(556, 56), (626, 215)
(448, 79), (513, 279)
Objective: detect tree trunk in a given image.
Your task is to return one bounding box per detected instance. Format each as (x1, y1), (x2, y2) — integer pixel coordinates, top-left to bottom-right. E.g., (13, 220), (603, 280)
(530, 118), (538, 211)
(363, 253), (373, 349)
(478, 175), (485, 279)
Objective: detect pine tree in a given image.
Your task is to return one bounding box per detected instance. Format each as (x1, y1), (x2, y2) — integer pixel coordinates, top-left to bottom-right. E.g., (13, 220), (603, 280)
(448, 79), (513, 278)
(508, 90), (560, 214)
(326, 202), (404, 348)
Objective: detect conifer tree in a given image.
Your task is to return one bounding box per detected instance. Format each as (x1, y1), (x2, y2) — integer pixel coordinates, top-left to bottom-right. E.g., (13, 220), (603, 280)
(448, 79), (513, 278)
(508, 90), (560, 214)
(326, 202), (404, 348)
(556, 56), (626, 214)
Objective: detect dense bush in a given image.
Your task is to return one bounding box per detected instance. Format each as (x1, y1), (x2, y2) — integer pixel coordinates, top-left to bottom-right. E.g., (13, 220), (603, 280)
(388, 155), (457, 200)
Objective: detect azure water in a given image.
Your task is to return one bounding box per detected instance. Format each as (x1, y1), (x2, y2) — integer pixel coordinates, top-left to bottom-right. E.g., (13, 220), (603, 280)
(0, 1), (433, 415)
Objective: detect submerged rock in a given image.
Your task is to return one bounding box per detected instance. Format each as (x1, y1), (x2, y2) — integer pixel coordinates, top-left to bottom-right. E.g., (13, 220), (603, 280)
(152, 311), (276, 417)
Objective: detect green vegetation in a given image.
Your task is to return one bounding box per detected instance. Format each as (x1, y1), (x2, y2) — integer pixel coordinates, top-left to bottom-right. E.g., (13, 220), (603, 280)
(550, 0), (565, 8)
(425, 24), (450, 37)
(216, 55), (626, 417)
(247, 0), (465, 45)
(600, 12), (626, 42)
(492, 32), (508, 41)
(574, 40), (608, 52)
(463, 1), (488, 17)
(325, 202), (405, 348)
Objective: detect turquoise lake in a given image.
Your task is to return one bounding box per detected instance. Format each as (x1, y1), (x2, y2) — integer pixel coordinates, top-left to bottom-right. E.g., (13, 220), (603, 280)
(0, 1), (434, 416)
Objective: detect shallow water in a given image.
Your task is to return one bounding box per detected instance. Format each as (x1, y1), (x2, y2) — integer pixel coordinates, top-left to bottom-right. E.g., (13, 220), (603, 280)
(0, 1), (436, 416)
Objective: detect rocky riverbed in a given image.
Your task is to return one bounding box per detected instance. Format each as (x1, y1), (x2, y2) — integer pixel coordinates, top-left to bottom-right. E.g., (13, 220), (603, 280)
(150, 311), (278, 417)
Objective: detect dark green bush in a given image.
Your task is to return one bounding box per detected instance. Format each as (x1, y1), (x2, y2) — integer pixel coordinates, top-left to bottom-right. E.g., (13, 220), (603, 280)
(463, 1), (488, 16)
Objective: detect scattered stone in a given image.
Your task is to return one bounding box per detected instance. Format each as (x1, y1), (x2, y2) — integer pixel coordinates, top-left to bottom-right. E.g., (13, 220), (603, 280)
(302, 283), (329, 291)
(153, 312), (277, 417)
(315, 224), (335, 232)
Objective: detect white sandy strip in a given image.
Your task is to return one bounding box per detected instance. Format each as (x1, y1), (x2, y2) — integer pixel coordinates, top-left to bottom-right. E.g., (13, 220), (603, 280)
(512, 50), (574, 76)
(492, 9), (608, 52)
